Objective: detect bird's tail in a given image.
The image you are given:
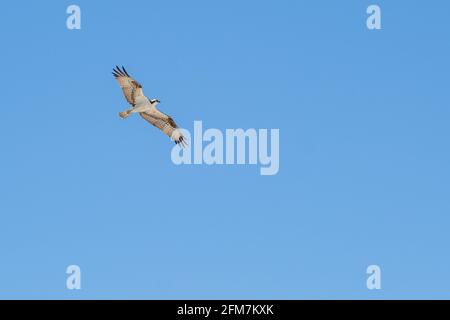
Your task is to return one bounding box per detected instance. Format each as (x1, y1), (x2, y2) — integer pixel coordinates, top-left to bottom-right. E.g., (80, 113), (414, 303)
(119, 110), (131, 119)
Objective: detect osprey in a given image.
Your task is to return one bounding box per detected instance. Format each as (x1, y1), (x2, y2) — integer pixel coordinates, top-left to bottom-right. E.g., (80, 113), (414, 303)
(112, 66), (186, 147)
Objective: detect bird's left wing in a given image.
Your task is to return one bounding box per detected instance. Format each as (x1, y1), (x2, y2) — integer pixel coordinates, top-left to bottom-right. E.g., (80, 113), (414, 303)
(112, 66), (144, 106)
(139, 112), (187, 147)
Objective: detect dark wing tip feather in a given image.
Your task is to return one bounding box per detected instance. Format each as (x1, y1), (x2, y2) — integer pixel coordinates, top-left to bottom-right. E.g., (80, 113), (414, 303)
(112, 67), (121, 77)
(114, 65), (126, 77)
(121, 66), (130, 77)
(113, 66), (132, 78)
(175, 135), (188, 148)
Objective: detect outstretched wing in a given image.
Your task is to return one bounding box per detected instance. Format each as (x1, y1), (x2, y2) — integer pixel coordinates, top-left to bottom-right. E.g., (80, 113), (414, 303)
(139, 112), (187, 147)
(112, 66), (144, 106)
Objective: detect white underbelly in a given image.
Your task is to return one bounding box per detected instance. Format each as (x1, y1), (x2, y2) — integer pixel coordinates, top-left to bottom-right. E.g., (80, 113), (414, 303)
(132, 104), (151, 113)
(132, 97), (152, 112)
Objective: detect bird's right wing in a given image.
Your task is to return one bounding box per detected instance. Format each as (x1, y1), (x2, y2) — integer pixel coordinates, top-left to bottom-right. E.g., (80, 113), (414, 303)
(112, 66), (144, 106)
(139, 112), (187, 147)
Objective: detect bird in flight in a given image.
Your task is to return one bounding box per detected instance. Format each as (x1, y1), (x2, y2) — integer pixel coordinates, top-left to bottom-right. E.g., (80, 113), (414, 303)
(112, 66), (186, 147)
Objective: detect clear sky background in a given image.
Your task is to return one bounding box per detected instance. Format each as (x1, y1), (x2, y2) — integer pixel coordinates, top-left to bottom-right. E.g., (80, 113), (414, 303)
(0, 1), (449, 299)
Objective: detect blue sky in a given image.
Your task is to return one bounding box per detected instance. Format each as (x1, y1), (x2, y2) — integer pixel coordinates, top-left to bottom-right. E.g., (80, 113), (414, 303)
(0, 1), (449, 299)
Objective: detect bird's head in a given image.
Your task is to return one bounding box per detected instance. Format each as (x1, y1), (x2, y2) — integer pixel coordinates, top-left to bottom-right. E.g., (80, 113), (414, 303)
(150, 99), (161, 104)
